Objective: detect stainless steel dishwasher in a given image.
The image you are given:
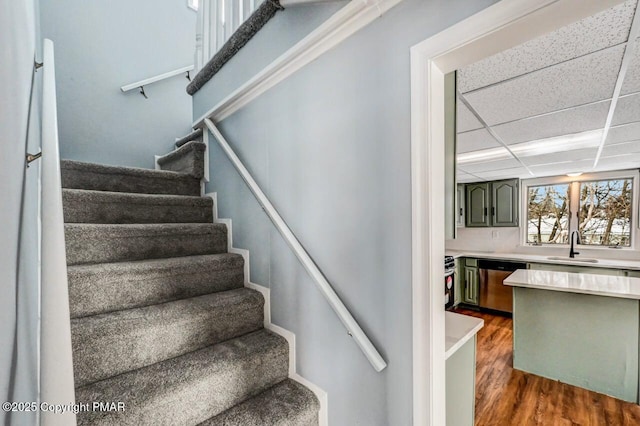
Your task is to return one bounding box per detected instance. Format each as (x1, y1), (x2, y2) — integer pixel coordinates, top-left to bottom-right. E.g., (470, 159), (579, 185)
(478, 259), (526, 314)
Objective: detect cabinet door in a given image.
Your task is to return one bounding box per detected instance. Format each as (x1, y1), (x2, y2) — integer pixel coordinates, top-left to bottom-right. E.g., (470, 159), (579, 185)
(492, 179), (519, 227)
(456, 184), (465, 228)
(463, 266), (479, 305)
(465, 183), (490, 227)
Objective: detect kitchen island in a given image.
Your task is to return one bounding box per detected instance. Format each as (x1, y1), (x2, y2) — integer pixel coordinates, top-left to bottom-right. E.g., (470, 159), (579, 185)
(505, 269), (640, 403)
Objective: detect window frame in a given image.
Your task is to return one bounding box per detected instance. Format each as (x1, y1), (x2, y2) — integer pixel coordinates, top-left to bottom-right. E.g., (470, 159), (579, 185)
(525, 182), (572, 245)
(521, 169), (640, 250)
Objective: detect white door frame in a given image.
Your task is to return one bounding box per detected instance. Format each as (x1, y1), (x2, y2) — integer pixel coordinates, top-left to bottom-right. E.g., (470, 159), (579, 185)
(409, 0), (626, 424)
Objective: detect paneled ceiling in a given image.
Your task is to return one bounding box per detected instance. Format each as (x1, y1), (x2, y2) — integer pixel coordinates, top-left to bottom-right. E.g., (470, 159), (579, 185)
(456, 0), (640, 183)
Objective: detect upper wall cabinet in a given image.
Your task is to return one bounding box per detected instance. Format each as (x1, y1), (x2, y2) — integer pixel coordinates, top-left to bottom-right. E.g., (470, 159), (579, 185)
(466, 183), (491, 227)
(465, 179), (519, 228)
(492, 179), (519, 227)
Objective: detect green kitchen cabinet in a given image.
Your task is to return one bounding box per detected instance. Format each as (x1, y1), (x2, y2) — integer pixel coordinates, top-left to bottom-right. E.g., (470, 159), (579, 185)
(465, 183), (491, 227)
(462, 260), (479, 305)
(491, 179), (519, 227)
(456, 184), (465, 228)
(464, 179), (519, 228)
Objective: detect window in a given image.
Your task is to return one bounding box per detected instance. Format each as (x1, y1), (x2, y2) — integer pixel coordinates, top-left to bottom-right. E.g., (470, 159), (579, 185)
(527, 184), (570, 244)
(579, 179), (633, 247)
(188, 0), (199, 11)
(523, 171), (637, 248)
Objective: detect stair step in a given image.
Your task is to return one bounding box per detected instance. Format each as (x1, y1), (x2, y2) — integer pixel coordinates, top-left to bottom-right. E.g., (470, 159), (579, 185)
(65, 223), (227, 265)
(61, 159), (201, 196)
(63, 189), (213, 224)
(157, 141), (206, 179)
(68, 253), (244, 318)
(201, 379), (320, 426)
(75, 329), (289, 426)
(72, 288), (264, 387)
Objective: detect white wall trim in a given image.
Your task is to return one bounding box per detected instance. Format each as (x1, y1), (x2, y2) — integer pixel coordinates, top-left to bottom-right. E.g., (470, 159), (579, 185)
(409, 0), (624, 424)
(192, 0), (404, 127)
(205, 192), (328, 426)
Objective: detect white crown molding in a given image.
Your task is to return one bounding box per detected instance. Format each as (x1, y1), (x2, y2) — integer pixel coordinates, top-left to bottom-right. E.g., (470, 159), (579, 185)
(192, 0), (404, 127)
(206, 192), (328, 426)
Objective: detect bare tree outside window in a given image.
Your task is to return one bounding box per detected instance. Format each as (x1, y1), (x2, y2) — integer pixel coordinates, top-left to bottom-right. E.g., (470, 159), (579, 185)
(527, 184), (570, 244)
(579, 179), (632, 247)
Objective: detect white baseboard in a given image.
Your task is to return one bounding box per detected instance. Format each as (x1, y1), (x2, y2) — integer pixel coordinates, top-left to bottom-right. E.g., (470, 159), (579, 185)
(205, 192), (328, 426)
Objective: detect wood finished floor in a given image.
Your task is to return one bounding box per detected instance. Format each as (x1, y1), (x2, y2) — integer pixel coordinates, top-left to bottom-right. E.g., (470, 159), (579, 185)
(454, 308), (640, 426)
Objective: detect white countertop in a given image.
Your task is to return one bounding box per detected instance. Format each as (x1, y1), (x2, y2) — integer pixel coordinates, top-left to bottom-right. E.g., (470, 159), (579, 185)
(445, 250), (640, 271)
(504, 269), (640, 300)
(445, 312), (484, 360)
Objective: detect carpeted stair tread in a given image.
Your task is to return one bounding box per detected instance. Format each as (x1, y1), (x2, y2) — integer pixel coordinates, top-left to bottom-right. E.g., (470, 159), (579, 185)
(68, 253), (245, 318)
(175, 128), (203, 148)
(75, 329), (289, 426)
(65, 223), (227, 265)
(61, 159), (200, 196)
(63, 189), (213, 224)
(72, 288), (265, 387)
(157, 141), (206, 178)
(200, 379), (320, 426)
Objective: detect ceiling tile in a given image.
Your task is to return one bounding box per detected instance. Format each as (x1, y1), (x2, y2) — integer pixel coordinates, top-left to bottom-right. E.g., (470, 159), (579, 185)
(620, 40), (640, 95)
(464, 44), (625, 126)
(474, 167), (529, 181)
(456, 97), (483, 132)
(601, 139), (640, 156)
(457, 0), (637, 93)
(522, 148), (597, 167)
(611, 92), (640, 126)
(595, 153), (640, 171)
(461, 158), (521, 174)
(529, 159), (595, 177)
(456, 128), (501, 153)
(492, 100), (610, 145)
(606, 121), (640, 144)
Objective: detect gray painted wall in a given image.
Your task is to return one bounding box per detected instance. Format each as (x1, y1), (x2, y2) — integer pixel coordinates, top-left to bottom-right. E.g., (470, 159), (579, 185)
(0, 1), (41, 425)
(40, 0), (196, 169)
(194, 0), (499, 423)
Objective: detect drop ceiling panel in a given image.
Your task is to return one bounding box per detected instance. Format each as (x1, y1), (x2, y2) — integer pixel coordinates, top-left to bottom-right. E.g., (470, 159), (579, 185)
(464, 45), (625, 126)
(457, 98), (483, 132)
(522, 148), (598, 167)
(601, 139), (640, 156)
(456, 128), (501, 153)
(475, 167), (529, 181)
(620, 40), (640, 95)
(492, 101), (610, 145)
(611, 92), (640, 126)
(461, 158), (521, 174)
(606, 121), (640, 144)
(457, 0), (637, 93)
(595, 153), (640, 171)
(529, 159), (595, 176)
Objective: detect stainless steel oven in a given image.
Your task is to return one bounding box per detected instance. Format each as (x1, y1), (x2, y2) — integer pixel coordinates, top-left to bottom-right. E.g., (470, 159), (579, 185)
(445, 256), (455, 310)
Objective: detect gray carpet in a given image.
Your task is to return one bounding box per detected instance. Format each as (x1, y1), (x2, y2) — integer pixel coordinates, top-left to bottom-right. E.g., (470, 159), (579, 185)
(61, 156), (319, 425)
(175, 128), (203, 148)
(186, 0), (283, 95)
(157, 141), (206, 178)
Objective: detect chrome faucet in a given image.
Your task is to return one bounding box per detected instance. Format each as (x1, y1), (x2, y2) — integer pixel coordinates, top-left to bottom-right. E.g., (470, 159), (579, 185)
(569, 231), (581, 258)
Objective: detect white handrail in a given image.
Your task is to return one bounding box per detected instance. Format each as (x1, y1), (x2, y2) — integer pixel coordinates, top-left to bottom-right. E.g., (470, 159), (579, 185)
(40, 39), (77, 426)
(204, 118), (387, 372)
(120, 65), (194, 93)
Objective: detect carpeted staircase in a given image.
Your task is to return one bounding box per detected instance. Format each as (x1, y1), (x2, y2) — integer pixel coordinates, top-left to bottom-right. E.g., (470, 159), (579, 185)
(60, 141), (319, 425)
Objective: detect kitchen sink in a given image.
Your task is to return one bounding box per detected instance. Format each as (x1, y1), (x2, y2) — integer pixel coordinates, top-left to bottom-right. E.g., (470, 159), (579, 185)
(546, 256), (599, 263)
